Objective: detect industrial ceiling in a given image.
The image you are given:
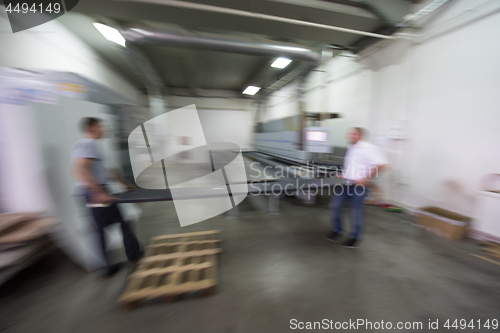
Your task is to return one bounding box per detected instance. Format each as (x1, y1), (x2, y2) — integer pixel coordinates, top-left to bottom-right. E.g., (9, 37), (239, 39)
(58, 0), (420, 95)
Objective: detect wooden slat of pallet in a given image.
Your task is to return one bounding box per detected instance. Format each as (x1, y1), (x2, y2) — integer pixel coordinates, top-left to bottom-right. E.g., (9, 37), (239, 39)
(137, 252), (217, 271)
(142, 253), (216, 271)
(138, 248), (221, 265)
(482, 242), (500, 248)
(0, 212), (43, 235)
(171, 270), (183, 285)
(119, 279), (217, 304)
(145, 274), (162, 289)
(0, 218), (57, 244)
(480, 242), (500, 260)
(182, 240), (220, 252)
(151, 230), (220, 242)
(150, 233), (218, 245)
(485, 248), (500, 260)
(0, 236), (51, 252)
(484, 245), (500, 253)
(125, 275), (145, 293)
(119, 260), (218, 305)
(488, 253), (500, 260)
(145, 239), (221, 256)
(131, 262), (214, 279)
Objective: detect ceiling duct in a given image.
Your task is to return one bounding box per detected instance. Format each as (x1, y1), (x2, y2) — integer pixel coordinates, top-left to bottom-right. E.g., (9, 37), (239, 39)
(122, 28), (322, 64)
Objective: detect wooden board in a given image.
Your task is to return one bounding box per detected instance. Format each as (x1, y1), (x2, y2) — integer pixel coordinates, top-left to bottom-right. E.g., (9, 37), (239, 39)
(0, 212), (43, 234)
(0, 217), (56, 244)
(481, 242), (500, 260)
(145, 239), (221, 256)
(136, 249), (220, 271)
(150, 230), (220, 243)
(118, 230), (221, 310)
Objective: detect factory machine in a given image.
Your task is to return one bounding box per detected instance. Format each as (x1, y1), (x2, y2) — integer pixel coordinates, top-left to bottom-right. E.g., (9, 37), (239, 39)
(249, 114), (345, 179)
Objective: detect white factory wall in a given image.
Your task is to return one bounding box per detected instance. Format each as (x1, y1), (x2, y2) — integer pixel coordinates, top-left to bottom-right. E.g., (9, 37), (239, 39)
(0, 7), (139, 104)
(167, 95), (254, 149)
(266, 0), (500, 217)
(399, 4), (500, 216)
(265, 83), (300, 122)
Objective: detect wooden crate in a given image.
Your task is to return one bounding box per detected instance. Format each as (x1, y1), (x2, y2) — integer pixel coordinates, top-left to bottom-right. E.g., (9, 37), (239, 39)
(119, 230), (221, 310)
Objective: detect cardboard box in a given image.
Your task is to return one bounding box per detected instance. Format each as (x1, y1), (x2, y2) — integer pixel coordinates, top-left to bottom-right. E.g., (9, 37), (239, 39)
(416, 207), (470, 241)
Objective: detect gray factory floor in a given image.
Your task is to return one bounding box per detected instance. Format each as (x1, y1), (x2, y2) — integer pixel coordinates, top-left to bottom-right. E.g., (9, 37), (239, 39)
(1, 196), (499, 333)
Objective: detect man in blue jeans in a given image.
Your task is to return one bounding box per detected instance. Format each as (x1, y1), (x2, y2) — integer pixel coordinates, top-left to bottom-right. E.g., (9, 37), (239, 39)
(72, 117), (142, 277)
(326, 127), (388, 248)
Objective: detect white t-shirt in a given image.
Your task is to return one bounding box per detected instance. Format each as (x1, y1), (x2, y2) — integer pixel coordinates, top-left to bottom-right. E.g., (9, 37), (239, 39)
(343, 140), (388, 181)
(71, 138), (108, 186)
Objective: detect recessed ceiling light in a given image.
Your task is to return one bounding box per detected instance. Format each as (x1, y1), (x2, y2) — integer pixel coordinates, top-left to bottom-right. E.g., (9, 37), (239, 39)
(271, 58), (292, 68)
(242, 86), (261, 95)
(93, 23), (126, 47)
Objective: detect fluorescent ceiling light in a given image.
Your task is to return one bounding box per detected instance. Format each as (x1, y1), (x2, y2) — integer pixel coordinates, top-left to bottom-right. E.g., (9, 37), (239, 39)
(93, 23), (126, 47)
(242, 86), (261, 95)
(271, 58), (292, 68)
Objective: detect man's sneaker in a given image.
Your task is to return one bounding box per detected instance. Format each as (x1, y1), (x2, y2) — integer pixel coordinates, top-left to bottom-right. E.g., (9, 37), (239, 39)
(342, 238), (358, 248)
(326, 231), (342, 243)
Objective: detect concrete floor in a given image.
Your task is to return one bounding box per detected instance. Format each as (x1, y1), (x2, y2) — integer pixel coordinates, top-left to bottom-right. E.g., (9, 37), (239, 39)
(1, 196), (500, 333)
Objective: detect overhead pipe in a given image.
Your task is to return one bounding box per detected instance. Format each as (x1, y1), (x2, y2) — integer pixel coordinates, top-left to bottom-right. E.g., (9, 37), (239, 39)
(119, 0), (395, 40)
(122, 26), (324, 99)
(122, 27), (322, 64)
(118, 0), (403, 98)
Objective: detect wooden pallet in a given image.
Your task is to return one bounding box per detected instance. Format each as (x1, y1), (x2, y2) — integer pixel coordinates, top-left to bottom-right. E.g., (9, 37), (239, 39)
(0, 217), (57, 244)
(145, 239), (221, 256)
(482, 241), (500, 260)
(0, 212), (43, 235)
(145, 230), (221, 256)
(0, 212), (57, 286)
(150, 230), (220, 243)
(119, 230), (221, 310)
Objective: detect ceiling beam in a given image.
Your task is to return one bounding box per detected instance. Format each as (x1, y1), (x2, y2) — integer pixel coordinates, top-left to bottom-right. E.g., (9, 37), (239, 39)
(318, 0), (393, 25)
(116, 0), (396, 40)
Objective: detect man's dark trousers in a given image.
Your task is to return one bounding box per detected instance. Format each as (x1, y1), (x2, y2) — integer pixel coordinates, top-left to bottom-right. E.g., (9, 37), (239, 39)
(85, 187), (140, 268)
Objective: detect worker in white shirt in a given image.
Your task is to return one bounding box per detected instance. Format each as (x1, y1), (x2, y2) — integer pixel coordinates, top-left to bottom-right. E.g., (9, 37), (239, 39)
(326, 127), (388, 248)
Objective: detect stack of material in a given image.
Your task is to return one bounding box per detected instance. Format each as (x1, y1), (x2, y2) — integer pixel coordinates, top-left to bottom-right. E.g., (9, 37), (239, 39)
(0, 212), (57, 285)
(118, 230), (221, 311)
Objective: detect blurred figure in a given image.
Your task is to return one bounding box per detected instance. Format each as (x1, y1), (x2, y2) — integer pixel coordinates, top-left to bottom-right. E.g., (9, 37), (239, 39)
(326, 127), (388, 248)
(71, 117), (141, 277)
